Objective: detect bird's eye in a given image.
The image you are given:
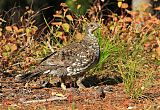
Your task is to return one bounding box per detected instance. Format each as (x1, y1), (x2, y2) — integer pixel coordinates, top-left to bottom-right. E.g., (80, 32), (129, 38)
(90, 24), (94, 27)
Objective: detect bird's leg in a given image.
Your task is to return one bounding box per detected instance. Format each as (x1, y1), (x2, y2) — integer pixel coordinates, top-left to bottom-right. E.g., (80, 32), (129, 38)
(61, 76), (67, 90)
(76, 76), (85, 89)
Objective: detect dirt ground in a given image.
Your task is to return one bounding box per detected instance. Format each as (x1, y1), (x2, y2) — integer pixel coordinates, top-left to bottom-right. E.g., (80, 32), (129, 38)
(0, 70), (160, 110)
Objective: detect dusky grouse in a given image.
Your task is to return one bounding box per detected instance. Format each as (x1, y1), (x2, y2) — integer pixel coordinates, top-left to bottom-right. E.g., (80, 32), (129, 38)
(15, 23), (100, 90)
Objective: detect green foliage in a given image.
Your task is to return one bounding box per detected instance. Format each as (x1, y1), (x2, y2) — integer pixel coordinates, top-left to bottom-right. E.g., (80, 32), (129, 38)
(66, 0), (93, 16)
(95, 29), (120, 71)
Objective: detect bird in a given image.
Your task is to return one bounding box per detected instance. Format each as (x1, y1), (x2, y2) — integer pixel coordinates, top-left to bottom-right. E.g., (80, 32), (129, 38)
(15, 22), (100, 90)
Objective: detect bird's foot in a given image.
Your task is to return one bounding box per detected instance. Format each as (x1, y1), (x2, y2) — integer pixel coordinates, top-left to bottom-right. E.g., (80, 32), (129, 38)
(76, 80), (86, 91)
(76, 76), (86, 89)
(77, 83), (86, 89)
(61, 83), (67, 90)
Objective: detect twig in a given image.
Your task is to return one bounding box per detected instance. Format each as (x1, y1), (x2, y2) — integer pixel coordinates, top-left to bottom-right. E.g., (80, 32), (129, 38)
(23, 96), (67, 104)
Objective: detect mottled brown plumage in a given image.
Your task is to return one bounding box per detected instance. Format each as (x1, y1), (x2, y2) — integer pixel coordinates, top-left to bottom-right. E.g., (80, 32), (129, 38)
(15, 23), (100, 89)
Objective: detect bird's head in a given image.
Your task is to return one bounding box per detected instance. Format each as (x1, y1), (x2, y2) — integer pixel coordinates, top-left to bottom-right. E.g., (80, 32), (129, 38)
(86, 23), (100, 35)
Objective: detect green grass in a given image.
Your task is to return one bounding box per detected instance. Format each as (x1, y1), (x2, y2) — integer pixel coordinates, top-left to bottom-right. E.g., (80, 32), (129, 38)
(95, 29), (119, 71)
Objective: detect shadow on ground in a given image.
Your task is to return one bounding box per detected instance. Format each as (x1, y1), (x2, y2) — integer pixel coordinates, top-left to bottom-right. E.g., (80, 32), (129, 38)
(54, 75), (123, 88)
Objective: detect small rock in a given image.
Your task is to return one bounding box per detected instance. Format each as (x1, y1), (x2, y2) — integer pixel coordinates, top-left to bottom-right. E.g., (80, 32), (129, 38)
(103, 85), (113, 92)
(95, 86), (105, 98)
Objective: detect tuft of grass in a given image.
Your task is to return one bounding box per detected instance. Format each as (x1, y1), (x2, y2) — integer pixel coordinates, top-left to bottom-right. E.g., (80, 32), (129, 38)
(94, 28), (120, 71)
(91, 18), (157, 99)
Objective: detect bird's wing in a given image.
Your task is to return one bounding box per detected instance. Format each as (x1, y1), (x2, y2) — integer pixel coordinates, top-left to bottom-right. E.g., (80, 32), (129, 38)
(39, 41), (98, 76)
(40, 51), (65, 66)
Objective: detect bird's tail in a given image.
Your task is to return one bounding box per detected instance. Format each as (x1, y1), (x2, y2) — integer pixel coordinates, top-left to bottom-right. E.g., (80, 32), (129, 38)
(15, 71), (42, 83)
(15, 66), (52, 82)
